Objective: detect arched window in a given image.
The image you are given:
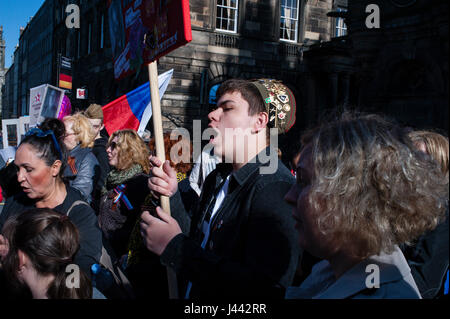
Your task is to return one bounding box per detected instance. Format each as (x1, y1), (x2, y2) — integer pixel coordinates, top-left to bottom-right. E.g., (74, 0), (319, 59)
(334, 7), (347, 37)
(209, 83), (221, 105)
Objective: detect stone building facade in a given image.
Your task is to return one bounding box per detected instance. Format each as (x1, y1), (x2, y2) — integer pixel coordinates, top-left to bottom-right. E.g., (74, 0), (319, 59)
(1, 0), (56, 119)
(61, 0), (342, 134)
(3, 0), (447, 135)
(348, 0), (448, 131)
(302, 0), (449, 131)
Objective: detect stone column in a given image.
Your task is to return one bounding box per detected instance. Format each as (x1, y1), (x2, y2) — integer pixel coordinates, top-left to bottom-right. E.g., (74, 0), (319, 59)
(342, 73), (351, 107)
(330, 72), (338, 109)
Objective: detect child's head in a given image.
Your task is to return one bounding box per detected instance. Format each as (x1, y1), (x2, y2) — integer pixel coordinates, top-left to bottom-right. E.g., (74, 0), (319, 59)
(2, 208), (92, 299)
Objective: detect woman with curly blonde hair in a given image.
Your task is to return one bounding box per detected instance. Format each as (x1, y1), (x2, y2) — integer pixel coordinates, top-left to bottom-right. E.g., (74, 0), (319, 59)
(285, 113), (448, 299)
(98, 129), (150, 259)
(62, 114), (99, 203)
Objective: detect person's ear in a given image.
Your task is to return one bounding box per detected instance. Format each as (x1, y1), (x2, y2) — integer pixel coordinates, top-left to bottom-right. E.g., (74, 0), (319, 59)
(17, 250), (27, 273)
(253, 112), (268, 134)
(51, 160), (62, 177)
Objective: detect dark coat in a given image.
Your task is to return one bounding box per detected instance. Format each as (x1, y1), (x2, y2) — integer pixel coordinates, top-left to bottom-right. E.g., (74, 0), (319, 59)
(91, 137), (110, 211)
(161, 148), (301, 298)
(0, 162), (21, 198)
(98, 173), (149, 258)
(401, 206), (449, 298)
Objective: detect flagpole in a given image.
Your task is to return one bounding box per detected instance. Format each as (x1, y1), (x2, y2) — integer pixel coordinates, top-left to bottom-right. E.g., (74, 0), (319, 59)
(148, 61), (179, 299)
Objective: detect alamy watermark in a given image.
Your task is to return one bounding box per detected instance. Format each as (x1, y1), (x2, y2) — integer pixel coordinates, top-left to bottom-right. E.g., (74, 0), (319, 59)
(65, 4), (80, 29)
(65, 264), (80, 289)
(366, 4), (381, 29)
(162, 120), (280, 175)
(365, 264), (380, 289)
(65, 4), (381, 30)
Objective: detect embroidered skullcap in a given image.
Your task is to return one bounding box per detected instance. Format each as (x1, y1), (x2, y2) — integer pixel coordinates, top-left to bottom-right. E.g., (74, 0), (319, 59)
(251, 79), (296, 134)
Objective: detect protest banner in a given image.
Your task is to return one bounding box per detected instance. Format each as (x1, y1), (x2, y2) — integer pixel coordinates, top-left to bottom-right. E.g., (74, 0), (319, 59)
(108, 0), (192, 80)
(18, 116), (30, 142)
(29, 84), (47, 127)
(108, 0), (192, 299)
(1, 119), (20, 148)
(39, 85), (65, 121)
(29, 84), (66, 127)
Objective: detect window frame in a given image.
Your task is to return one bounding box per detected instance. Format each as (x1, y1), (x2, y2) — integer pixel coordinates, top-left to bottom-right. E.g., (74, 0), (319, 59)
(334, 7), (347, 38)
(279, 0), (300, 43)
(215, 0), (239, 34)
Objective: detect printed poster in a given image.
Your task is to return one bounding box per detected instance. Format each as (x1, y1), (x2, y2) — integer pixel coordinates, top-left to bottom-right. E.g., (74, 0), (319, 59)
(108, 0), (192, 80)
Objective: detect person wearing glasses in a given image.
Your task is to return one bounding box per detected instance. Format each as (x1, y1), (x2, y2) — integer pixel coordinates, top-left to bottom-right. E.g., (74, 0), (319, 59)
(98, 130), (150, 265)
(62, 113), (100, 204)
(0, 118), (102, 294)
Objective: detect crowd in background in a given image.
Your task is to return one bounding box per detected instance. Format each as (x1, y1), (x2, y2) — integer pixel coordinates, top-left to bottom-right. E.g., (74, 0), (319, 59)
(0, 79), (448, 300)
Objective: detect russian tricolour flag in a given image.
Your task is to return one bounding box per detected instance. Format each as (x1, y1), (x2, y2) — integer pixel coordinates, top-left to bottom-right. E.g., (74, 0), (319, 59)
(102, 69), (173, 135)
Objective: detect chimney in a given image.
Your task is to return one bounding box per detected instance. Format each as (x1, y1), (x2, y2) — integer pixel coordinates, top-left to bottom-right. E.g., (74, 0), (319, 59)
(20, 27), (24, 36)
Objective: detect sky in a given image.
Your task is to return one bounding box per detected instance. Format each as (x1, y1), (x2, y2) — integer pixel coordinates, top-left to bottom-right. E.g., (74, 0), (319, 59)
(0, 0), (45, 68)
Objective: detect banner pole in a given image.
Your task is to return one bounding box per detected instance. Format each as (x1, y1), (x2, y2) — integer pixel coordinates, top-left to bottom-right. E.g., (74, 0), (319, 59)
(148, 61), (179, 299)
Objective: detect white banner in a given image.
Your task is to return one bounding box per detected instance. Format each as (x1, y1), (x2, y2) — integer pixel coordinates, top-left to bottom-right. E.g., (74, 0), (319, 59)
(29, 84), (65, 127)
(39, 84), (65, 122)
(1, 119), (20, 149)
(29, 84), (47, 127)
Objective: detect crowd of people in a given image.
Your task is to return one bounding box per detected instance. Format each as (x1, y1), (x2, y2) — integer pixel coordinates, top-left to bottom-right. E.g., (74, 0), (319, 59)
(0, 79), (448, 300)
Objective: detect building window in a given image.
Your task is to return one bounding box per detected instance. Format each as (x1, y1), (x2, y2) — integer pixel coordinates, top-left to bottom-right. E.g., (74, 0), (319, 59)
(209, 84), (221, 105)
(335, 7), (347, 37)
(216, 0), (238, 33)
(280, 0), (299, 42)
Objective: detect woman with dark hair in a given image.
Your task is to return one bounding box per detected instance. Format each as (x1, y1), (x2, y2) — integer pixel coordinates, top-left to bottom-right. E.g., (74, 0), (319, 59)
(0, 119), (63, 199)
(1, 208), (92, 299)
(285, 113), (448, 299)
(0, 118), (102, 284)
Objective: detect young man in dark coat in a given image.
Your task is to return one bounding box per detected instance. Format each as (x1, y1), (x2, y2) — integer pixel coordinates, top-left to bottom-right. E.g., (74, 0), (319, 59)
(141, 79), (300, 298)
(84, 104), (110, 212)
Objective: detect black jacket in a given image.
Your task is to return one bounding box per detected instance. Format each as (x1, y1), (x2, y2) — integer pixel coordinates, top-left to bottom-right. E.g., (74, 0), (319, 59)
(401, 207), (449, 298)
(91, 137), (111, 211)
(98, 174), (149, 258)
(0, 162), (21, 198)
(161, 148), (300, 298)
(0, 186), (103, 278)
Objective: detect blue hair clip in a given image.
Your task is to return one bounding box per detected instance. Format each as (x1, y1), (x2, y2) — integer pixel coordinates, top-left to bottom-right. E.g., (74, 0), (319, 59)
(25, 128), (63, 160)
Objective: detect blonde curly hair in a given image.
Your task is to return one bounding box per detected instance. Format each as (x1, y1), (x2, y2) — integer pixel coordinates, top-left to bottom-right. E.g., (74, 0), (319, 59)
(63, 113), (95, 148)
(109, 129), (150, 173)
(301, 112), (448, 259)
(408, 130), (449, 179)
